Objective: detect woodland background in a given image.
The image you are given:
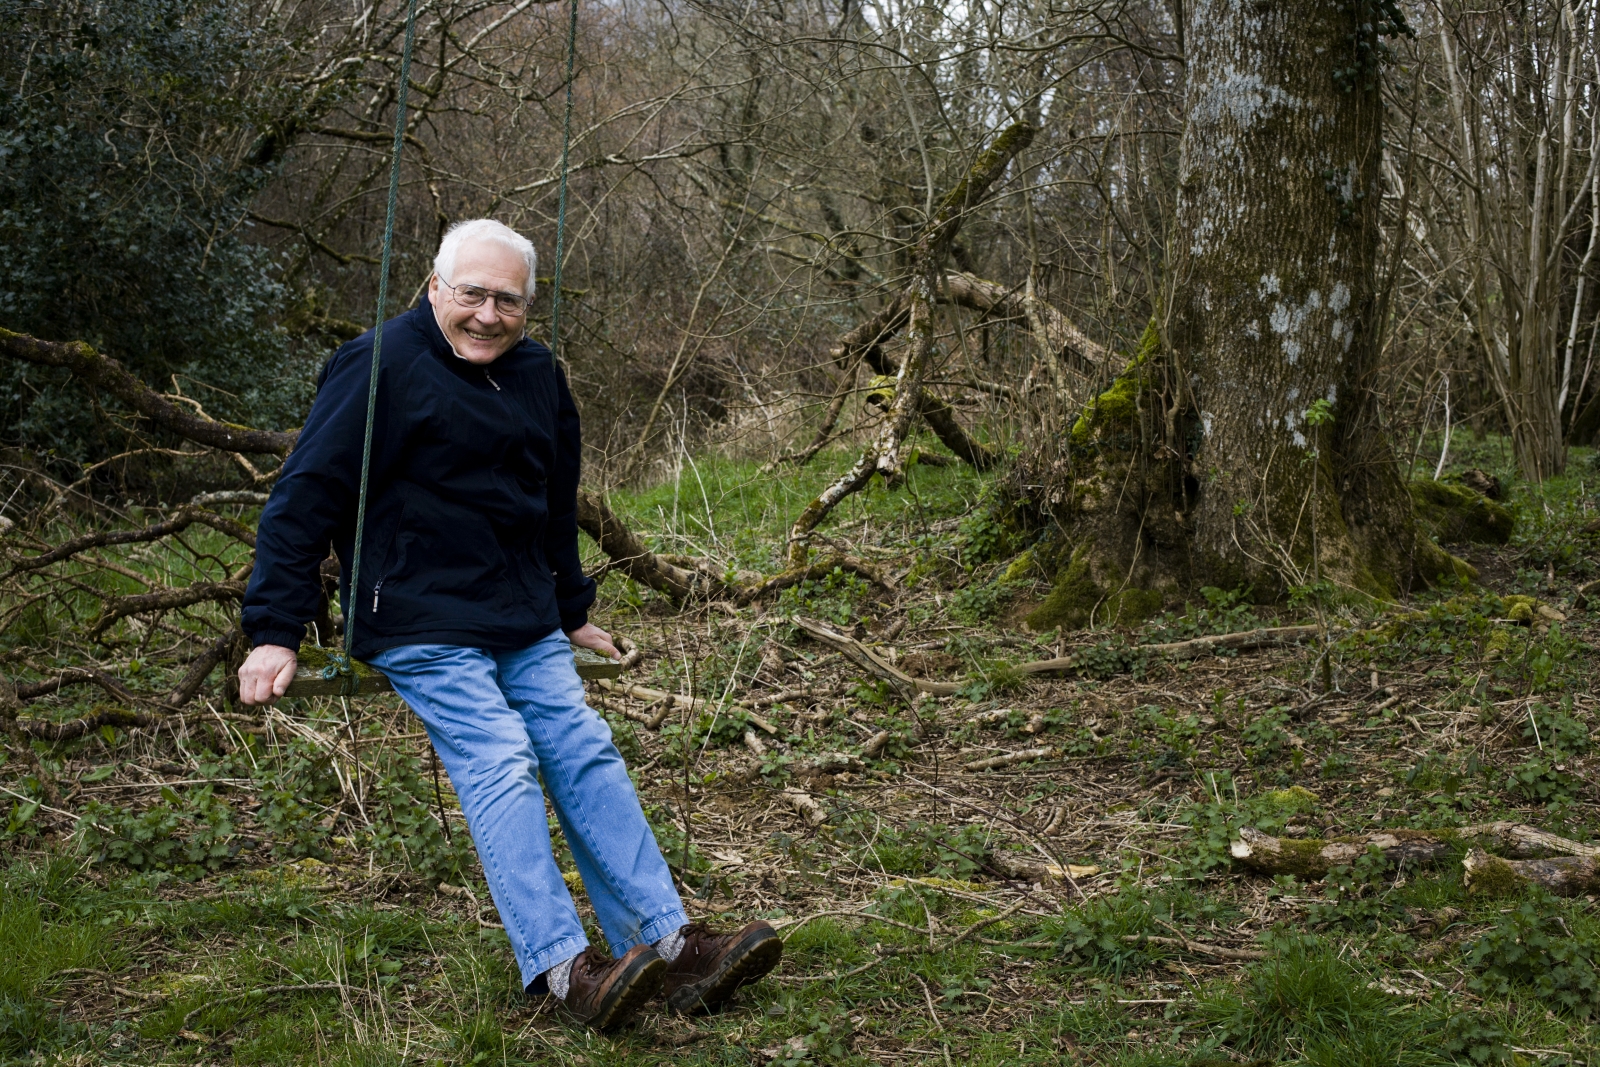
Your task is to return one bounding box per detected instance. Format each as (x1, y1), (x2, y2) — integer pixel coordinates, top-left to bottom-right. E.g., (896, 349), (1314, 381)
(3, 2), (1600, 1066)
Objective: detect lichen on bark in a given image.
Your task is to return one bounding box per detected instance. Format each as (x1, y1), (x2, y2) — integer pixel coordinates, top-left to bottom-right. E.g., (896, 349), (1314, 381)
(998, 0), (1472, 620)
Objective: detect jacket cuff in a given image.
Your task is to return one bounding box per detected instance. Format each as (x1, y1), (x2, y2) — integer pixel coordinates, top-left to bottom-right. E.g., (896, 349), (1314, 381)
(557, 577), (597, 633)
(250, 626), (305, 652)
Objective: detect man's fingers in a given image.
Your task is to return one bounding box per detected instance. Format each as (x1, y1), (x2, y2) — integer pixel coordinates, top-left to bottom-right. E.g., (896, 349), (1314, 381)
(273, 658), (296, 697)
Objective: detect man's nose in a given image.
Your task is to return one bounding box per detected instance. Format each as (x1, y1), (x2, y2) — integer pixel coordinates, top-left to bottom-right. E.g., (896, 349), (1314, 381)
(471, 303), (501, 328)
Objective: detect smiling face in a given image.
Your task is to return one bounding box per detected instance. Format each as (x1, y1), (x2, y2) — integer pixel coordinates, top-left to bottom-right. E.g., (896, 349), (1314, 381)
(427, 238), (531, 365)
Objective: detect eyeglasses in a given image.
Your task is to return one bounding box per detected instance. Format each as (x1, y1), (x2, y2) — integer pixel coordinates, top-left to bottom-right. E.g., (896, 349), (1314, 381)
(438, 278), (530, 316)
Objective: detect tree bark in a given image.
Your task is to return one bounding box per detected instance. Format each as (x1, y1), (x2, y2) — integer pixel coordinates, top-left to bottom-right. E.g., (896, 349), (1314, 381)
(1170, 0), (1447, 596)
(1009, 0), (1464, 624)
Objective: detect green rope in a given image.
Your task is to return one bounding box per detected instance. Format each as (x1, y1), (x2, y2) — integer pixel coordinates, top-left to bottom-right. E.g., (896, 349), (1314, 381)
(548, 0), (579, 357)
(343, 0), (420, 694)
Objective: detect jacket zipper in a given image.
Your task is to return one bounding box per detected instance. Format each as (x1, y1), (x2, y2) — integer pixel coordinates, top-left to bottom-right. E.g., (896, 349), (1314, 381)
(372, 576), (385, 613)
(483, 368), (501, 391)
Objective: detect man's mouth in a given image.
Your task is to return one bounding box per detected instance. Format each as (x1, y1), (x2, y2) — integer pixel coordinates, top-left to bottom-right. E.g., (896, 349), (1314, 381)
(464, 328), (499, 342)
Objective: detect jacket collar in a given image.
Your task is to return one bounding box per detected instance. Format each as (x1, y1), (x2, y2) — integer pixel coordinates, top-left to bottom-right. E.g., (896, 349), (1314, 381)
(414, 293), (537, 370)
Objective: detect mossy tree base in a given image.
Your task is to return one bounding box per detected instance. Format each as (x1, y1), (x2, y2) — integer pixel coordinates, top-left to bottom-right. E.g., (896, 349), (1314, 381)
(1408, 479), (1516, 544)
(1006, 332), (1473, 631)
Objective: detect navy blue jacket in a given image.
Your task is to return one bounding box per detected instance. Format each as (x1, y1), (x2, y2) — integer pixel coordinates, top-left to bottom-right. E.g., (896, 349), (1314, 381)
(241, 298), (596, 659)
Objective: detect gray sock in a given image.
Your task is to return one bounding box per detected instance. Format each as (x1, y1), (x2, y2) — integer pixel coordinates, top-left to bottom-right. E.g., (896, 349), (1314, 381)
(654, 926), (687, 963)
(545, 953), (579, 1000)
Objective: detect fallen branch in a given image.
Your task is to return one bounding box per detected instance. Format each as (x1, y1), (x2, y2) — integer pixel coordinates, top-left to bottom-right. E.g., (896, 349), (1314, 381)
(594, 679), (779, 733)
(89, 579), (248, 639)
(791, 620), (1324, 697)
(783, 788), (828, 827)
(963, 747), (1055, 772)
(789, 616), (962, 696)
(733, 555), (892, 605)
(784, 122), (1036, 561)
(0, 329), (298, 456)
(181, 982), (368, 1028)
(918, 394), (1002, 470)
(15, 705), (156, 742)
(1124, 934), (1268, 962)
(5, 504), (257, 576)
(16, 666), (139, 704)
(1013, 625), (1322, 677)
(576, 490), (718, 601)
(1462, 848), (1600, 897)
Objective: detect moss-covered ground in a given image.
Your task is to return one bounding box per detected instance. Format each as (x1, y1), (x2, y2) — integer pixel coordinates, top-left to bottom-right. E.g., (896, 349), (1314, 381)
(2, 432), (1599, 1065)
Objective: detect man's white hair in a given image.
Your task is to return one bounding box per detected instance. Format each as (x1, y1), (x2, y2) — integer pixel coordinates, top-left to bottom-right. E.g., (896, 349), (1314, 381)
(433, 219), (537, 298)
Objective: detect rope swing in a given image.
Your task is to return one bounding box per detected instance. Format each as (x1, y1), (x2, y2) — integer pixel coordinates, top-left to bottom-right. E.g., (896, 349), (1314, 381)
(290, 0), (615, 699)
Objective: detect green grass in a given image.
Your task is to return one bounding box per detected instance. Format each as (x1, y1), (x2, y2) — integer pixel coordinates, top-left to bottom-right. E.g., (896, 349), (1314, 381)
(4, 438), (1600, 1064)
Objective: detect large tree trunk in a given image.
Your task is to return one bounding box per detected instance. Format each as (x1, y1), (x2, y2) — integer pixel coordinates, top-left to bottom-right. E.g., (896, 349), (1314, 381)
(1010, 0), (1464, 628)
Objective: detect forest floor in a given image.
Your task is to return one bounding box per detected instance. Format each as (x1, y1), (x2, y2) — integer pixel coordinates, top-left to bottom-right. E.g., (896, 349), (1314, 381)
(3, 432), (1600, 1066)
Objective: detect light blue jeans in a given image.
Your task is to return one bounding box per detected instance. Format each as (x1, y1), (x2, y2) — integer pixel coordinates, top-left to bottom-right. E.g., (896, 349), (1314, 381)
(370, 631), (687, 991)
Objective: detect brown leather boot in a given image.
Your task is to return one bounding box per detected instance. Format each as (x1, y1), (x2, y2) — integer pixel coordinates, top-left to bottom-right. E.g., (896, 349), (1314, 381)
(661, 921), (783, 1013)
(560, 944), (666, 1029)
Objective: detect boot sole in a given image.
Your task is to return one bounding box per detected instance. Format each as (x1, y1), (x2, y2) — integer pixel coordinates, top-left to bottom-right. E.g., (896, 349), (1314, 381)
(586, 952), (667, 1030)
(666, 927), (783, 1013)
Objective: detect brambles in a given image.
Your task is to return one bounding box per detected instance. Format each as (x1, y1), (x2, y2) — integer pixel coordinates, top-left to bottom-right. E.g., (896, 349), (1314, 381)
(1241, 707), (1292, 764)
(777, 567), (872, 628)
(1466, 895), (1600, 1018)
(78, 787), (237, 875)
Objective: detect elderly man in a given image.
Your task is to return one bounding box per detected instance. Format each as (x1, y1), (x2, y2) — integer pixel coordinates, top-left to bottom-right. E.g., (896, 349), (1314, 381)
(237, 219), (780, 1029)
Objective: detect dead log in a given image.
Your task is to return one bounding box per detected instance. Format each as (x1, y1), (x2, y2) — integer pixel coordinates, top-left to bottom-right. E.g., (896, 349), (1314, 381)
(1234, 823), (1600, 882)
(1459, 821), (1600, 860)
(964, 747), (1055, 772)
(989, 850), (1102, 883)
(783, 788), (828, 827)
(1230, 825), (1455, 878)
(1462, 848), (1600, 897)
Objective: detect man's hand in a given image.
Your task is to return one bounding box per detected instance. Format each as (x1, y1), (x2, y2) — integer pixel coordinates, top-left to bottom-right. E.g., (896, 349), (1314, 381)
(239, 644), (298, 705)
(567, 622), (620, 660)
